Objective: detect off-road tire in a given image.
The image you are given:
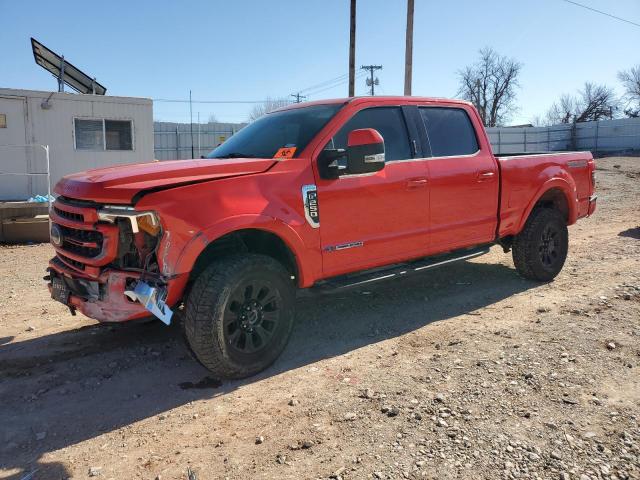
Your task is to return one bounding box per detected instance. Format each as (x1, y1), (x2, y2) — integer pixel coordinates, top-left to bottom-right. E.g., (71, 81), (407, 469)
(184, 254), (295, 379)
(512, 208), (568, 281)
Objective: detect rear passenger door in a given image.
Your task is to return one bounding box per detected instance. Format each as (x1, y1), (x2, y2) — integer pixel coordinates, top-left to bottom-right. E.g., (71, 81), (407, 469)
(419, 106), (499, 252)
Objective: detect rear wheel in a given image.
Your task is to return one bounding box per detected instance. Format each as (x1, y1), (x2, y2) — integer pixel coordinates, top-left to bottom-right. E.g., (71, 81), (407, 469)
(512, 208), (568, 281)
(184, 254), (295, 379)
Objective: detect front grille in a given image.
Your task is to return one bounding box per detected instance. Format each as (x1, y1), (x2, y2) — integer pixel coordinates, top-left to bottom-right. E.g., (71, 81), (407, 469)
(59, 224), (103, 258)
(57, 253), (86, 271)
(50, 199), (120, 278)
(54, 206), (83, 223)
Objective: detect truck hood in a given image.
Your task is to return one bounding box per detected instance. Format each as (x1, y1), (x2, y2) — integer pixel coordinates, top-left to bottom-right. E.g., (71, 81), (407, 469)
(54, 158), (276, 204)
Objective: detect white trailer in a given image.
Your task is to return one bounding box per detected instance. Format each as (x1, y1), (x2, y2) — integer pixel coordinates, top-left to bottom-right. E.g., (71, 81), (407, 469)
(0, 88), (153, 201)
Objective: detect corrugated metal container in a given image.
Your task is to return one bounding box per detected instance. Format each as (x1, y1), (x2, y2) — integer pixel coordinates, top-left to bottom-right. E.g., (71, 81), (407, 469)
(0, 88), (154, 201)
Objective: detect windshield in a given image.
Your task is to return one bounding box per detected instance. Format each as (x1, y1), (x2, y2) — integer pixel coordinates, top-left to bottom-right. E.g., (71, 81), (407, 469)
(207, 103), (343, 159)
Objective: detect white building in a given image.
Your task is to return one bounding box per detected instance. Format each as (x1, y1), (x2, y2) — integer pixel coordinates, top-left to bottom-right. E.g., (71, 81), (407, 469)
(0, 88), (154, 201)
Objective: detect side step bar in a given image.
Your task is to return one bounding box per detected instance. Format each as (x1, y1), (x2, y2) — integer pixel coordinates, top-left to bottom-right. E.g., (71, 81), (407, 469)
(304, 245), (491, 295)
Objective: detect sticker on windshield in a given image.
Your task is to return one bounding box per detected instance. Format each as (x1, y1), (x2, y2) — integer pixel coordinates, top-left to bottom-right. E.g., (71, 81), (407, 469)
(273, 147), (297, 159)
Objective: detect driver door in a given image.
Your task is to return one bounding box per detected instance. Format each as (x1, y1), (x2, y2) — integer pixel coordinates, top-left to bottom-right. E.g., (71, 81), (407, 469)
(314, 106), (430, 278)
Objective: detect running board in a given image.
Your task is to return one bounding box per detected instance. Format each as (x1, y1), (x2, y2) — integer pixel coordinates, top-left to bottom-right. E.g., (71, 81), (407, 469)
(305, 246), (491, 295)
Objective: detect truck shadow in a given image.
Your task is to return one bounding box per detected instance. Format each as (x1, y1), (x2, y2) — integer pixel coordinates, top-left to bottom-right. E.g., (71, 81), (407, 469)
(0, 258), (536, 478)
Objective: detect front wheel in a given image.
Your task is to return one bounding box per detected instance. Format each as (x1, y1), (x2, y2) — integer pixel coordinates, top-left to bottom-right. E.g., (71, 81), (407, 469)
(512, 208), (568, 281)
(184, 254), (295, 379)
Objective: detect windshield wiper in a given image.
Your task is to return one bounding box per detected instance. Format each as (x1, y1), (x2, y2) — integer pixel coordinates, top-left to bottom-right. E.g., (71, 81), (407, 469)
(210, 152), (259, 159)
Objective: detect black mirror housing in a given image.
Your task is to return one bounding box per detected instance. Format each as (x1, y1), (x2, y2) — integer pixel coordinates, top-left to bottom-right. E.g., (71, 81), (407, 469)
(318, 149), (346, 179)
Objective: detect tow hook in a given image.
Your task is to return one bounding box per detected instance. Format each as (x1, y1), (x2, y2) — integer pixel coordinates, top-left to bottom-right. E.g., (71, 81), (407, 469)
(124, 281), (173, 325)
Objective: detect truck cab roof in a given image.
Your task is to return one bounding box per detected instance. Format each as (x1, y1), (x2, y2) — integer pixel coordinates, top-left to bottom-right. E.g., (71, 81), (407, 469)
(274, 96), (474, 113)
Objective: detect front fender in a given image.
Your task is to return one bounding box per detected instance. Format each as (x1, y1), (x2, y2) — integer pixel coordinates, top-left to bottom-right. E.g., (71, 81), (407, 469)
(516, 175), (578, 234)
(165, 214), (318, 288)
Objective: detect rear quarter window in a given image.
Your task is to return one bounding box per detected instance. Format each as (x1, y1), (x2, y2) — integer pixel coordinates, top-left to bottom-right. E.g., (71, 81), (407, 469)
(419, 107), (479, 157)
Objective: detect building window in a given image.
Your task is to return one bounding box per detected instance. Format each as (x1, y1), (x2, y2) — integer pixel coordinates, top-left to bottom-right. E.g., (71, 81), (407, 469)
(0, 114), (6, 128)
(74, 118), (133, 151)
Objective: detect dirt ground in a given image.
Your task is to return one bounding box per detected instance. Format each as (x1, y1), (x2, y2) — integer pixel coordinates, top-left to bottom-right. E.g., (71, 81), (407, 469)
(1, 156), (638, 480)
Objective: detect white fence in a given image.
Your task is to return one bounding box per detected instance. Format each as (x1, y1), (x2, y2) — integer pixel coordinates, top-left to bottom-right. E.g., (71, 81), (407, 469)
(154, 121), (246, 160)
(487, 117), (640, 155)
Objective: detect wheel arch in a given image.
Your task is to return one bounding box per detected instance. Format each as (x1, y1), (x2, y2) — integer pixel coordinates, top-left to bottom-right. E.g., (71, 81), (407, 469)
(189, 229), (300, 286)
(174, 215), (313, 289)
(516, 179), (578, 234)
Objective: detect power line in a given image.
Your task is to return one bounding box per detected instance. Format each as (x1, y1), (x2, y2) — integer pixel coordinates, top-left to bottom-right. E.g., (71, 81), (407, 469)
(154, 71), (367, 108)
(304, 71), (366, 97)
(298, 73), (349, 94)
(560, 0), (640, 28)
(154, 99), (272, 104)
(301, 73), (360, 97)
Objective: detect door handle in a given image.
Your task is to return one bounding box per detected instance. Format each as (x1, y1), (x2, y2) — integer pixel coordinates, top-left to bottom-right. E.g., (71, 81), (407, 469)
(477, 171), (495, 181)
(407, 178), (428, 188)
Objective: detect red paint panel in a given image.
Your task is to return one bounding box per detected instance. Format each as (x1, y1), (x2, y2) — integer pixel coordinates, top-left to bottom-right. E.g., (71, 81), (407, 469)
(347, 128), (384, 147)
(55, 157), (276, 204)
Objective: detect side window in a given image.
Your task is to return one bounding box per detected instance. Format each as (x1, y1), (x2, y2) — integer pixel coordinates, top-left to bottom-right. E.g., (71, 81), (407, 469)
(329, 107), (412, 162)
(419, 107), (479, 157)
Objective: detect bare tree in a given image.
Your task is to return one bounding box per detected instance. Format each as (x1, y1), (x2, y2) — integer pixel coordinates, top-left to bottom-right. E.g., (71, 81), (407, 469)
(207, 113), (218, 123)
(457, 47), (522, 127)
(618, 65), (640, 117)
(248, 97), (291, 122)
(545, 83), (619, 124)
(546, 94), (577, 125)
(529, 114), (546, 127)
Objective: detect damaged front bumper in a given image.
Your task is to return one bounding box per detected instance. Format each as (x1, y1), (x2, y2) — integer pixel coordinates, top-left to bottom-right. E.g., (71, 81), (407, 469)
(124, 281), (173, 325)
(46, 263), (187, 324)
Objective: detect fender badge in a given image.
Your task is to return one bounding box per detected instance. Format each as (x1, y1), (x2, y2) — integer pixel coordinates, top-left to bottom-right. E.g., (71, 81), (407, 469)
(301, 184), (319, 228)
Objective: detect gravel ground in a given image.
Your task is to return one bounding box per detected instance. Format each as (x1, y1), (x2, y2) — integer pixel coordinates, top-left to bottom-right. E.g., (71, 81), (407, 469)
(0, 156), (638, 480)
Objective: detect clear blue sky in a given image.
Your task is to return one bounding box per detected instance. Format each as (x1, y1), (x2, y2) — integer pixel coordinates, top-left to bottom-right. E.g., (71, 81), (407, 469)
(1, 0), (638, 124)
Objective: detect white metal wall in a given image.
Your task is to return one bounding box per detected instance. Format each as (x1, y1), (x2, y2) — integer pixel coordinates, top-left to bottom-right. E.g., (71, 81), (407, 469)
(487, 118), (640, 154)
(154, 121), (245, 160)
(0, 88), (153, 201)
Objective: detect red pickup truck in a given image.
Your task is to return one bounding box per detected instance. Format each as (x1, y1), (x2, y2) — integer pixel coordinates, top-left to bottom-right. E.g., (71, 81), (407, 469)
(47, 96), (596, 378)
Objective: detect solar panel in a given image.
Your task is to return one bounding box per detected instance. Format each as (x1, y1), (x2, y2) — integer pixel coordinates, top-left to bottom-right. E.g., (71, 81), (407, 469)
(31, 37), (107, 95)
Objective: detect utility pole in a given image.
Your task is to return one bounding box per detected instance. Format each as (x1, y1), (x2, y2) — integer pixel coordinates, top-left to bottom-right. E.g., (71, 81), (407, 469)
(361, 65), (382, 96)
(404, 0), (414, 96)
(348, 0), (356, 97)
(290, 93), (307, 103)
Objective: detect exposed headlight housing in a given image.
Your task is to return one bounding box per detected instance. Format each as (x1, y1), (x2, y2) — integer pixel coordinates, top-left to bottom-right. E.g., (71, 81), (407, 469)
(97, 206), (160, 235)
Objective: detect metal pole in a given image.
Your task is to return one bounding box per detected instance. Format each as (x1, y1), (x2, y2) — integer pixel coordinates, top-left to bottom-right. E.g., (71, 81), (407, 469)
(404, 0), (415, 96)
(58, 56), (65, 92)
(547, 126), (550, 151)
(176, 125), (180, 159)
(348, 0), (356, 97)
(44, 145), (51, 231)
(189, 90), (195, 158)
(44, 145), (51, 211)
(198, 112), (201, 157)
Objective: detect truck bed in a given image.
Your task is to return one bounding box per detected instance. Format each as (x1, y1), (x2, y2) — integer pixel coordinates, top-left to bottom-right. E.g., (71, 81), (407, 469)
(496, 151), (595, 238)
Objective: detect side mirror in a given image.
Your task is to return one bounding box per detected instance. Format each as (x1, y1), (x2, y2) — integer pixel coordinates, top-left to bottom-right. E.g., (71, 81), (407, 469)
(317, 128), (385, 180)
(346, 128), (385, 175)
